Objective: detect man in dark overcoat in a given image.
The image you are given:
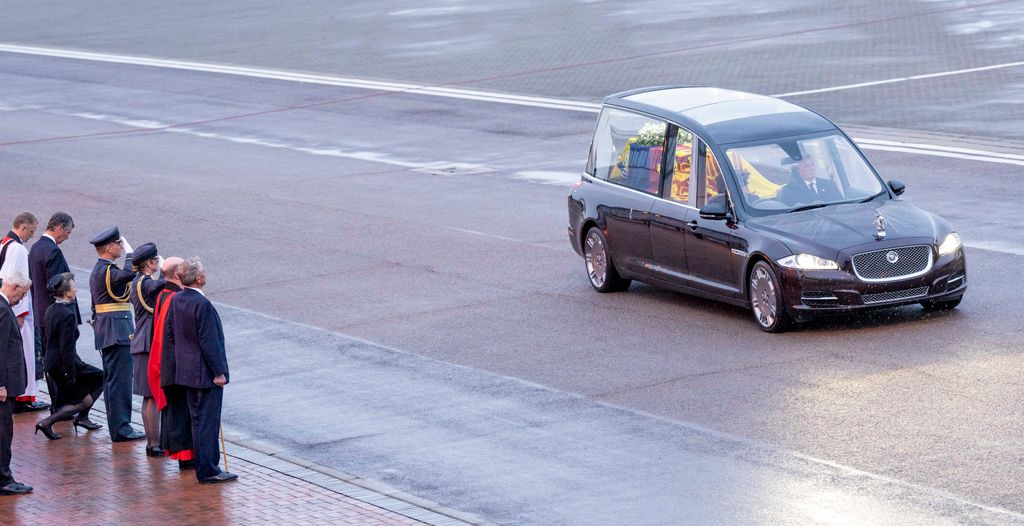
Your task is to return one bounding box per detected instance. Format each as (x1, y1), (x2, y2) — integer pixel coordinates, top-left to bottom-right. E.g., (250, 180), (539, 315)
(0, 272), (33, 495)
(164, 257), (236, 484)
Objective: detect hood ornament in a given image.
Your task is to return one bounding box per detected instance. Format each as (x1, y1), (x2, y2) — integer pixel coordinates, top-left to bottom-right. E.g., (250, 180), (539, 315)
(874, 212), (886, 240)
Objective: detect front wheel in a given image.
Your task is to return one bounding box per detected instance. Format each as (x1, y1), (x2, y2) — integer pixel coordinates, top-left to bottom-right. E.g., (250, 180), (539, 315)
(749, 261), (790, 333)
(583, 227), (631, 292)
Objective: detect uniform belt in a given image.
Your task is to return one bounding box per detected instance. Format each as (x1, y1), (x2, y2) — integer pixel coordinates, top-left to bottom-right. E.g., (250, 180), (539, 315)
(94, 303), (132, 313)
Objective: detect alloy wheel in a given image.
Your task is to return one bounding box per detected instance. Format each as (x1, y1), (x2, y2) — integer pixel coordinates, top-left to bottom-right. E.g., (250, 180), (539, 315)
(584, 230), (607, 288)
(750, 265), (777, 328)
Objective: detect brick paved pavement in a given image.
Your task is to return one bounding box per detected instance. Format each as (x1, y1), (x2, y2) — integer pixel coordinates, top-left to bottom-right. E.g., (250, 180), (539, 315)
(0, 395), (478, 526)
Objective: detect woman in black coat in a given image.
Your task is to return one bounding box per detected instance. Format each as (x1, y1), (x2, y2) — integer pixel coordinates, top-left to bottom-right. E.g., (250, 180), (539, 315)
(34, 272), (104, 440)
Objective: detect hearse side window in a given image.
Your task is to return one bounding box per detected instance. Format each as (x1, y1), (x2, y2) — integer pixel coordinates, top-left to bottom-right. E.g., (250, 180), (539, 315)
(695, 143), (727, 208)
(591, 107), (667, 195)
(666, 128), (694, 205)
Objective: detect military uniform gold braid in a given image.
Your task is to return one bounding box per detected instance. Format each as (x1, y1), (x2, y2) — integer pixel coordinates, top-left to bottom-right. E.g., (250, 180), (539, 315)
(105, 265), (131, 303)
(135, 276), (154, 314)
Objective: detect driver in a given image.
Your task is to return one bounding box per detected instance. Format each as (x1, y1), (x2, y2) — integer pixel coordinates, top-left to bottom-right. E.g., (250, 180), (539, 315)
(777, 155), (840, 206)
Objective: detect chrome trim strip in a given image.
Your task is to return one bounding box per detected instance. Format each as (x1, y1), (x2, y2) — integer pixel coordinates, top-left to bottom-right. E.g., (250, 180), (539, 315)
(731, 249), (748, 257)
(851, 245), (934, 283)
(644, 263), (740, 294)
(802, 295), (838, 301)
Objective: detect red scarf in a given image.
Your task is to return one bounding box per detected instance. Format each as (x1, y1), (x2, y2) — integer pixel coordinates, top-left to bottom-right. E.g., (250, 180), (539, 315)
(148, 288), (177, 410)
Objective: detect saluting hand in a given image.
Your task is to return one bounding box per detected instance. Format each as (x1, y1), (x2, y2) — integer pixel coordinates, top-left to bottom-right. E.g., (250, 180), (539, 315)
(213, 375), (227, 387)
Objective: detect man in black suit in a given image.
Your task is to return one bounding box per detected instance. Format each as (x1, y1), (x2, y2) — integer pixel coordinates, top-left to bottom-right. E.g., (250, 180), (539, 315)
(0, 271), (33, 496)
(777, 156), (842, 206)
(27, 212), (79, 412)
(164, 257), (236, 484)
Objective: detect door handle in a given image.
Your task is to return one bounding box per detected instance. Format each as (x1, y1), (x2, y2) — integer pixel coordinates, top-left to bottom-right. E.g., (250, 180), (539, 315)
(686, 220), (699, 230)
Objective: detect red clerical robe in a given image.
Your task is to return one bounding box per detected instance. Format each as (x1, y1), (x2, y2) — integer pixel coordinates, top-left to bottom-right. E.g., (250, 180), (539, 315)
(148, 288), (176, 410)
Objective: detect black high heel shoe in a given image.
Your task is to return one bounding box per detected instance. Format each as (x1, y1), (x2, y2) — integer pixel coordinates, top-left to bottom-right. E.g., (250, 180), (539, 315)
(146, 446), (166, 458)
(73, 418), (103, 432)
(35, 422), (61, 441)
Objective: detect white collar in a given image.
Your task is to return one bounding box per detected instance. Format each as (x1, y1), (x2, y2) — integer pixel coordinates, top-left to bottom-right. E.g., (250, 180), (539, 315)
(44, 233), (57, 243)
(0, 292), (9, 305)
(186, 287), (206, 297)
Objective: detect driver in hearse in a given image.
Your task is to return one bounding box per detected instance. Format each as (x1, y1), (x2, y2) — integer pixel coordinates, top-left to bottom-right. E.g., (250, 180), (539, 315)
(777, 154), (841, 206)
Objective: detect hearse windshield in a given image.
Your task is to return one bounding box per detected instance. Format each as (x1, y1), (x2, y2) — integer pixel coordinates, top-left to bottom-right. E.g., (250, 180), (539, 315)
(724, 133), (885, 215)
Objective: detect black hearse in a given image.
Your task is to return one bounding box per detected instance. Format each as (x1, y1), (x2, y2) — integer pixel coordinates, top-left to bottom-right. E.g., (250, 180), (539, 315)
(568, 86), (966, 332)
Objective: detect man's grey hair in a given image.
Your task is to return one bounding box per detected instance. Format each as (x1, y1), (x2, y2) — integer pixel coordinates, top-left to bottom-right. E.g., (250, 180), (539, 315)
(178, 257), (204, 286)
(1, 270), (32, 289)
(46, 212), (74, 231)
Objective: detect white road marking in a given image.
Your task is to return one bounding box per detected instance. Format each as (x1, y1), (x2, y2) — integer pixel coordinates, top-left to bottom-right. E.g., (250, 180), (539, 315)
(39, 107), (428, 169)
(854, 139), (1024, 167)
(513, 170), (583, 185)
(772, 60), (1024, 98)
(2, 43), (1023, 168)
(0, 43), (602, 113)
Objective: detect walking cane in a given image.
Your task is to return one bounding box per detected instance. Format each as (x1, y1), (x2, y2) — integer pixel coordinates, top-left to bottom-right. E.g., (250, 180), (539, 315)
(220, 424), (229, 471)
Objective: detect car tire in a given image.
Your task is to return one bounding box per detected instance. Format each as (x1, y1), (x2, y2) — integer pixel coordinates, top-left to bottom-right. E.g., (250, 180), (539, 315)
(749, 261), (790, 333)
(583, 227), (631, 293)
(920, 296), (962, 311)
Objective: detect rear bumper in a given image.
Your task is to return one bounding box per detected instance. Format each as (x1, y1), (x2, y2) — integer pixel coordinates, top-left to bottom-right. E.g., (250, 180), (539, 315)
(779, 248), (967, 320)
(568, 194), (585, 256)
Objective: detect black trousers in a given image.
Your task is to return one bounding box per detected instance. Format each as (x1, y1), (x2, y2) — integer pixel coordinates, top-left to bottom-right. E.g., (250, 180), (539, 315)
(186, 386), (223, 481)
(100, 344), (134, 440)
(0, 399), (14, 486)
(33, 327), (44, 381)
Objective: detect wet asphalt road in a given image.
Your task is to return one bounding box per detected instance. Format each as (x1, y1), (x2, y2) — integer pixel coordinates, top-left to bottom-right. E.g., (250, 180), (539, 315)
(2, 2), (1024, 524)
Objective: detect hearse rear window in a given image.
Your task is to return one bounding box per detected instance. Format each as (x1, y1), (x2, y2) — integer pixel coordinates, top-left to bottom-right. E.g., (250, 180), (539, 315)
(591, 107), (668, 195)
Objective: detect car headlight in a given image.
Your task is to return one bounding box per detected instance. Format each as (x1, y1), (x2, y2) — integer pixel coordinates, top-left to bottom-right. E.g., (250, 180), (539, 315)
(938, 232), (962, 256)
(777, 254), (839, 270)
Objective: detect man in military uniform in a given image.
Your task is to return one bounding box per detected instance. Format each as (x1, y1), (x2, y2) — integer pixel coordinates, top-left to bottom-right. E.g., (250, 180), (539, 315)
(89, 226), (144, 442)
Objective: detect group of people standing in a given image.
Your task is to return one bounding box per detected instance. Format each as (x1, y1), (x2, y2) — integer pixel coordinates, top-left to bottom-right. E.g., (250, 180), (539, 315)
(0, 212), (236, 496)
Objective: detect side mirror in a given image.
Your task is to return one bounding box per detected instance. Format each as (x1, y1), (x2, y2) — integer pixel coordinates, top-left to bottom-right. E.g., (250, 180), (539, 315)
(699, 202), (730, 220)
(888, 180), (906, 196)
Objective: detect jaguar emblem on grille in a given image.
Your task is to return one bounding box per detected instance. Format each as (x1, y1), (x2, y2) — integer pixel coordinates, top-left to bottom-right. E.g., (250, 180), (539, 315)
(874, 212), (886, 240)
(886, 251), (899, 264)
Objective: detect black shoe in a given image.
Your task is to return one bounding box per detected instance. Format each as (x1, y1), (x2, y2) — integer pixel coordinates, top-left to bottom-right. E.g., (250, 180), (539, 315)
(73, 418), (103, 431)
(0, 482), (33, 495)
(146, 446), (166, 458)
(13, 401), (50, 414)
(199, 472), (238, 484)
(178, 459), (196, 470)
(112, 430), (146, 442)
(35, 422), (61, 441)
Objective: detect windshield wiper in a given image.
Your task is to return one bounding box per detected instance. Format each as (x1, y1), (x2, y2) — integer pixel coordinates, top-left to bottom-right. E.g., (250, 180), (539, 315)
(859, 190), (886, 203)
(788, 202), (829, 213)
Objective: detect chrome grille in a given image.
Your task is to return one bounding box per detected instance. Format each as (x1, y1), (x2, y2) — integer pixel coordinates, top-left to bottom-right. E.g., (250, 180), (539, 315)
(852, 245), (932, 282)
(862, 286), (929, 304)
